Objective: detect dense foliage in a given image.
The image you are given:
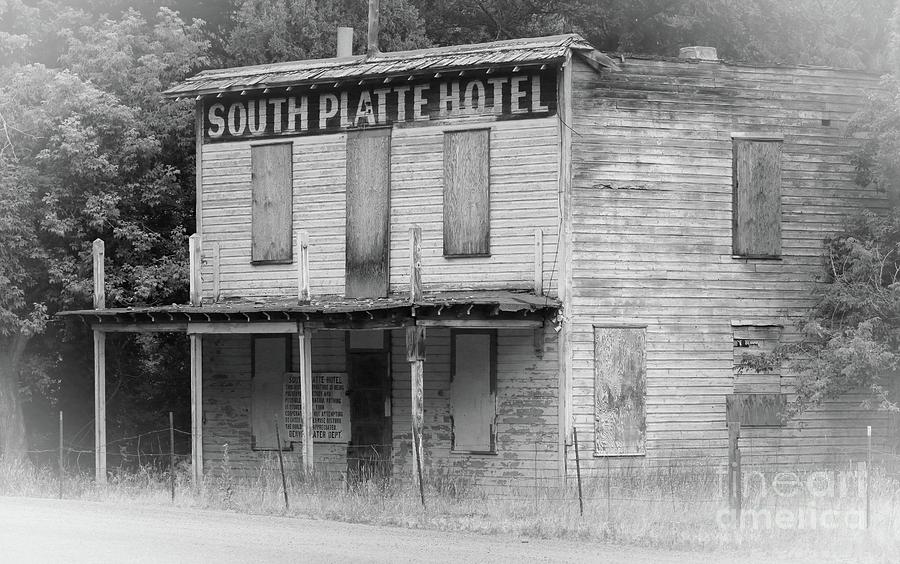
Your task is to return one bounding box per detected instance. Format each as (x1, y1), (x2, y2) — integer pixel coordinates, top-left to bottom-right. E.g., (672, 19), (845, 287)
(0, 0), (896, 461)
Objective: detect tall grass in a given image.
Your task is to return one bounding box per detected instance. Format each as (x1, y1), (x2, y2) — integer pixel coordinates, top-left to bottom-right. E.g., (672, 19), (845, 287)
(2, 456), (899, 562)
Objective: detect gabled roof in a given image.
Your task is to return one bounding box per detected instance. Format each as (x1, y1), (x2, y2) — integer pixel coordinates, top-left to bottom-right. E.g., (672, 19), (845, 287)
(163, 34), (617, 98)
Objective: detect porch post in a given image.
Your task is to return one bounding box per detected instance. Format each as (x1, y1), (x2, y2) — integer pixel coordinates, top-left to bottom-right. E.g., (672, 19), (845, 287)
(406, 324), (425, 487)
(93, 329), (107, 484)
(190, 333), (203, 486)
(299, 327), (314, 474)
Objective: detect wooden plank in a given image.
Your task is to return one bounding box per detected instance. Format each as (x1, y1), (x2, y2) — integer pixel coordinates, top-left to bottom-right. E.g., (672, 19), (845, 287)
(212, 241), (221, 302)
(93, 329), (106, 484)
(406, 325), (426, 485)
(298, 230), (310, 303)
(189, 234), (201, 306)
(187, 322), (298, 334)
(443, 129), (490, 256)
(346, 128), (391, 298)
(299, 327), (314, 474)
(593, 326), (646, 455)
(417, 319), (542, 328)
(732, 138), (782, 257)
(190, 333), (203, 486)
(195, 103), (203, 234)
(92, 239), (105, 309)
(95, 323), (188, 333)
(409, 226), (422, 302)
(251, 142), (293, 263)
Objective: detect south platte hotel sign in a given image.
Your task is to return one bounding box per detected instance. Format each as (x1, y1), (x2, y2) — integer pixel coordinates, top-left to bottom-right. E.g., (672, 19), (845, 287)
(203, 68), (557, 141)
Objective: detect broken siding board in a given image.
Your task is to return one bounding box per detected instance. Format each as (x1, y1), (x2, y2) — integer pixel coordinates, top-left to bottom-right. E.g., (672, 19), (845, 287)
(733, 324), (782, 394)
(593, 327), (646, 455)
(732, 139), (783, 257)
(251, 143), (293, 263)
(345, 128), (391, 298)
(443, 129), (490, 257)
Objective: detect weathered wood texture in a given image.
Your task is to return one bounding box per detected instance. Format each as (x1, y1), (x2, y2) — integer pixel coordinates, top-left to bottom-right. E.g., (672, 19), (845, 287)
(250, 335), (289, 449)
(726, 393), (786, 427)
(593, 327), (646, 455)
(346, 128), (391, 297)
(93, 330), (106, 484)
(443, 129), (490, 256)
(251, 143), (293, 263)
(203, 326), (560, 487)
(567, 57), (890, 469)
(449, 330), (496, 452)
(732, 139), (782, 257)
(198, 117), (560, 299)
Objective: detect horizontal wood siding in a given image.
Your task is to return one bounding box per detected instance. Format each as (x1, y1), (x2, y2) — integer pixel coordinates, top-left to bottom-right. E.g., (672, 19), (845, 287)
(199, 118), (560, 299)
(567, 57), (889, 471)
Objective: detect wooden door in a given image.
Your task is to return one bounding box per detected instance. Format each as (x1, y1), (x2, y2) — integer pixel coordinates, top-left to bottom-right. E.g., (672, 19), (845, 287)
(347, 351), (391, 482)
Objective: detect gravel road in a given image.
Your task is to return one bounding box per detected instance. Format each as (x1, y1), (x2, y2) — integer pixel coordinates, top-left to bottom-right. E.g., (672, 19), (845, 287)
(0, 496), (783, 563)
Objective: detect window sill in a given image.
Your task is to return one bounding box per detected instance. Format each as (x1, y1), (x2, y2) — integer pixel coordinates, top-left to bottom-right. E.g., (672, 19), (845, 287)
(450, 449), (497, 456)
(443, 253), (491, 259)
(251, 259), (294, 266)
(592, 452), (646, 458)
(731, 255), (782, 261)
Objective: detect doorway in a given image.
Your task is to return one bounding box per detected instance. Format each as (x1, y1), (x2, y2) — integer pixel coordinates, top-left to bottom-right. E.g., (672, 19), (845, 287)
(346, 331), (391, 483)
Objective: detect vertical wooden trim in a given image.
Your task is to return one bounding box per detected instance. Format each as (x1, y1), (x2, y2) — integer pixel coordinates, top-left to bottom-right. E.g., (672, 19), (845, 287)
(557, 51), (575, 476)
(195, 102), (203, 235)
(189, 234), (201, 306)
(190, 333), (203, 486)
(212, 241), (220, 303)
(409, 226), (422, 302)
(93, 329), (106, 484)
(299, 327), (314, 474)
(92, 239), (105, 309)
(533, 228), (543, 296)
(298, 230), (310, 303)
(406, 325), (425, 485)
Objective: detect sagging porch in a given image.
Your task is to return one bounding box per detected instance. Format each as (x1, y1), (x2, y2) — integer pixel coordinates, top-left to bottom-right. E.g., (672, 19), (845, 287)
(62, 291), (561, 488)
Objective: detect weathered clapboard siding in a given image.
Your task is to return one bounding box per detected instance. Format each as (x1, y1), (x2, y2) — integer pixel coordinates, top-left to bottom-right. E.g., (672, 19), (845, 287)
(565, 56), (888, 471)
(199, 117), (560, 300)
(391, 325), (560, 488)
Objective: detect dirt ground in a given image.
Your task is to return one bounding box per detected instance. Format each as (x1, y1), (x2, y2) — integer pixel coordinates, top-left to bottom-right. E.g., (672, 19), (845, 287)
(0, 496), (863, 563)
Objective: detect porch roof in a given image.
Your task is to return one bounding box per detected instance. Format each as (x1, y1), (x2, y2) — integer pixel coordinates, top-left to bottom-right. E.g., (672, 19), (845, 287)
(56, 290), (559, 329)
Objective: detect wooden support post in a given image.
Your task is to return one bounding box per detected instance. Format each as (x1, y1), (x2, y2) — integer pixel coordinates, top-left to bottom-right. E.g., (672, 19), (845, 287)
(274, 414), (290, 510)
(533, 228), (543, 296)
(299, 327), (314, 475)
(92, 239), (105, 309)
(409, 226), (422, 303)
(573, 426), (583, 517)
(58, 411), (63, 500)
(728, 421), (741, 527)
(169, 411), (175, 502)
(93, 329), (106, 485)
(212, 241), (221, 303)
(190, 334), (203, 487)
(189, 233), (201, 306)
(298, 231), (310, 303)
(406, 324), (426, 502)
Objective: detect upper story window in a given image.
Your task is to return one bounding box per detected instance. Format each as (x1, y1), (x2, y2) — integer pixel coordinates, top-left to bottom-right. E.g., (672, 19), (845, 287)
(731, 134), (783, 258)
(251, 142), (293, 264)
(443, 128), (490, 257)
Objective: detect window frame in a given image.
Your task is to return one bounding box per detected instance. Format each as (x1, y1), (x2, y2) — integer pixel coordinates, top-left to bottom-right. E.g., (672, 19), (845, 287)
(731, 133), (784, 260)
(449, 328), (498, 455)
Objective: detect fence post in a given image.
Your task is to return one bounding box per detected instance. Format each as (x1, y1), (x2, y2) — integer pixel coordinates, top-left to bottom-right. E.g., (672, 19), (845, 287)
(867, 425), (872, 529)
(58, 411), (63, 500)
(728, 421), (742, 528)
(573, 426), (584, 517)
(274, 415), (289, 511)
(169, 411), (175, 503)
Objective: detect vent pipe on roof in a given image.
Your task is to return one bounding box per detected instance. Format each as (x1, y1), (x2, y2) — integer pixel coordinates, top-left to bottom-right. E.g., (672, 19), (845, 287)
(367, 0), (380, 58)
(337, 26), (353, 57)
(679, 46), (718, 61)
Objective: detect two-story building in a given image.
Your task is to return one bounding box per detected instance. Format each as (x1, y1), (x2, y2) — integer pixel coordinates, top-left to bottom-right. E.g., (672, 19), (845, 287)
(62, 31), (891, 488)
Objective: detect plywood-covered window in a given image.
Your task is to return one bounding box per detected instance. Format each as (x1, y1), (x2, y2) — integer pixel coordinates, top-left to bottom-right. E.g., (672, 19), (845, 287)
(450, 330), (496, 453)
(729, 324), (786, 426)
(251, 142), (293, 263)
(732, 136), (782, 258)
(594, 326), (646, 455)
(346, 128), (391, 298)
(251, 335), (291, 450)
(443, 129), (490, 257)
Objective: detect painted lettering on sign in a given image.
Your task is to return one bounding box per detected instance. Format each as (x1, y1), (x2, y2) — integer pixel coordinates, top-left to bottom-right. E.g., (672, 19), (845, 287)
(311, 372), (349, 443)
(204, 70), (557, 141)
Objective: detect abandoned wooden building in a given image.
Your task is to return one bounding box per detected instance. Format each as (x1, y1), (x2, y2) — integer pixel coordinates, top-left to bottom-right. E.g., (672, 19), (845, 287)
(60, 30), (890, 487)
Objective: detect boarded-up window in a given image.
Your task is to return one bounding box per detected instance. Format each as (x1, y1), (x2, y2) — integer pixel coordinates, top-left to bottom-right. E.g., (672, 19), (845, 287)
(346, 128), (391, 298)
(443, 129), (490, 256)
(251, 335), (290, 450)
(594, 327), (646, 455)
(450, 330), (496, 453)
(732, 137), (782, 257)
(731, 324), (786, 426)
(251, 143), (293, 263)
